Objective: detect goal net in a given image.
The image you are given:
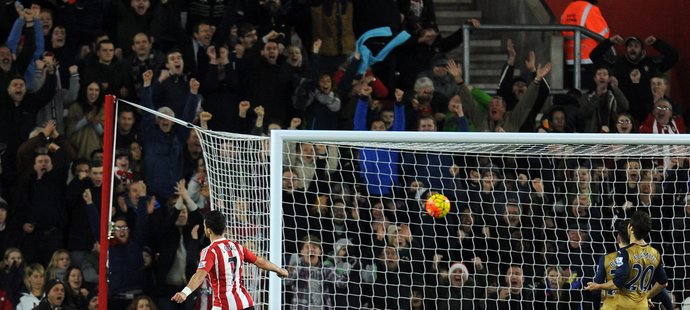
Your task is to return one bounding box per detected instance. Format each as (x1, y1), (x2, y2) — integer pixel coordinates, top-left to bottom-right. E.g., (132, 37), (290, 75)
(105, 96), (690, 310)
(109, 98), (272, 308)
(194, 129), (271, 306)
(268, 131), (690, 310)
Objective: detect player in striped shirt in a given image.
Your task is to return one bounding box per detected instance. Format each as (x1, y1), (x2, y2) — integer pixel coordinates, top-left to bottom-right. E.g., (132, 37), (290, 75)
(172, 211), (288, 310)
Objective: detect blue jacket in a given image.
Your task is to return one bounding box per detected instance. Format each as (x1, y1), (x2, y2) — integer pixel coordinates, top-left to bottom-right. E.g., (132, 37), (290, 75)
(353, 96), (405, 196)
(88, 196), (149, 294)
(401, 151), (456, 193)
(6, 17), (44, 89)
(140, 85), (199, 200)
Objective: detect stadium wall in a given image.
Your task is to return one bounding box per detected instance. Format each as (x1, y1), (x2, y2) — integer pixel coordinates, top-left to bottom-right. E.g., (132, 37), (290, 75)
(546, 0), (690, 111)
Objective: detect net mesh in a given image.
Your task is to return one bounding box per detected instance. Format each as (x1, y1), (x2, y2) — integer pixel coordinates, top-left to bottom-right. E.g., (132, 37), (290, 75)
(195, 129), (271, 307)
(276, 138), (689, 309)
(116, 98), (273, 307)
(119, 95), (688, 308)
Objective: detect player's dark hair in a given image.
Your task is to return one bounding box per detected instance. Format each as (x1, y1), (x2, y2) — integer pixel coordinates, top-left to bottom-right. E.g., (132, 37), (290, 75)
(629, 211), (652, 240)
(616, 219), (630, 245)
(204, 210), (226, 235)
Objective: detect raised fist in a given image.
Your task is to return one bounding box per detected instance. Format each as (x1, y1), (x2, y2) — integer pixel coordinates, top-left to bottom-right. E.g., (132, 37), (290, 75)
(254, 106), (265, 117)
(394, 88), (404, 103)
(82, 189), (93, 204)
(312, 38), (322, 54)
(263, 30), (280, 42)
(234, 44), (245, 59)
(290, 117), (302, 129)
(630, 69), (641, 84)
(206, 46), (217, 61)
(142, 70), (154, 85)
(158, 69), (170, 83)
(219, 46), (230, 63)
(359, 84), (372, 97)
(609, 76), (619, 89)
(238, 101), (251, 116)
(610, 34), (624, 45)
(200, 111), (212, 123)
(190, 78), (200, 94)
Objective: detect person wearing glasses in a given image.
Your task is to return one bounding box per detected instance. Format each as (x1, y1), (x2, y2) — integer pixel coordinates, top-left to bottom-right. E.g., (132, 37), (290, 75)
(639, 98), (686, 134)
(87, 180), (151, 309)
(613, 113), (637, 133)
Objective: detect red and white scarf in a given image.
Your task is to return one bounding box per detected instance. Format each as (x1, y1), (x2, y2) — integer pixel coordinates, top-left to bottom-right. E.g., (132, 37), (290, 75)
(652, 119), (678, 134)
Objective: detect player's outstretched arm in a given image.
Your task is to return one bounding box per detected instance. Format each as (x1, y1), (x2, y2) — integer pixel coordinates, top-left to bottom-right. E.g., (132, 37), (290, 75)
(585, 280), (617, 291)
(254, 256), (289, 278)
(171, 269), (208, 303)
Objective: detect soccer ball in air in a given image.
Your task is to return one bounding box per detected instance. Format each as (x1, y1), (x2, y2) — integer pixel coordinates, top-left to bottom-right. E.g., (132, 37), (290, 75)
(425, 193), (451, 218)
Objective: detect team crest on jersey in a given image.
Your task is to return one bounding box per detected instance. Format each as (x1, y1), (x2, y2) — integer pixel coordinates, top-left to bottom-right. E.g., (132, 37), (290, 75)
(615, 257), (623, 267)
(198, 261), (207, 269)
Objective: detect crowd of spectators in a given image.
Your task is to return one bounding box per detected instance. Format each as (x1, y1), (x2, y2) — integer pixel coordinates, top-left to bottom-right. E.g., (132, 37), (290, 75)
(0, 0), (685, 309)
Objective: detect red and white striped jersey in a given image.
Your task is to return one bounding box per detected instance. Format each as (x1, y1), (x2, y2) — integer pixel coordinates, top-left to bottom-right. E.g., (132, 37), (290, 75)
(198, 238), (258, 310)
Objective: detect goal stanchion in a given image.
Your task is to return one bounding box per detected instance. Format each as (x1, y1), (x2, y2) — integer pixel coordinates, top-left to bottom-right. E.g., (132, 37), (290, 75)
(100, 94), (117, 310)
(269, 130), (690, 310)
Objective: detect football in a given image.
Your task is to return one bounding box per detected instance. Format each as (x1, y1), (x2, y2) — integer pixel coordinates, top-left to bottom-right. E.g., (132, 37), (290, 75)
(425, 193), (451, 218)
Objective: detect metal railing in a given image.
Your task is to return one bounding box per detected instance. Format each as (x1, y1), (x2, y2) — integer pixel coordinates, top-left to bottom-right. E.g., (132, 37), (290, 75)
(462, 24), (606, 90)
